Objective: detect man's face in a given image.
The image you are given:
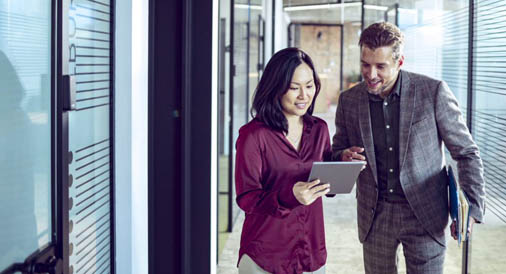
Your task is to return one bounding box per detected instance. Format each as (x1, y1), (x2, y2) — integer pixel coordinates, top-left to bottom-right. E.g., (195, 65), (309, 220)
(360, 45), (404, 96)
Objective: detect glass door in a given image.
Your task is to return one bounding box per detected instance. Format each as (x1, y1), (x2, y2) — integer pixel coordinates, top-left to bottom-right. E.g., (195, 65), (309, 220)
(1, 0), (114, 273)
(0, 0), (57, 272)
(66, 0), (114, 273)
(230, 0), (264, 231)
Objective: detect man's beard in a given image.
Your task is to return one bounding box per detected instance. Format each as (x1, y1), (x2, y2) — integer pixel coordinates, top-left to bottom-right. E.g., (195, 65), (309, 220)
(367, 80), (393, 98)
(367, 84), (386, 96)
(367, 87), (383, 95)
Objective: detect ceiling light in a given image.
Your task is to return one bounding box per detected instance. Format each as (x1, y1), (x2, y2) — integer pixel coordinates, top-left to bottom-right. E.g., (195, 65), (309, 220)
(235, 4), (263, 10)
(363, 4), (388, 11)
(284, 2), (361, 12)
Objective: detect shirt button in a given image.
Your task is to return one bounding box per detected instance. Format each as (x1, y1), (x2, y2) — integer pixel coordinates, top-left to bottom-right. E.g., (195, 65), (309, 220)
(389, 168), (394, 173)
(386, 125), (390, 129)
(389, 147), (393, 151)
(389, 189), (394, 193)
(384, 102), (388, 106)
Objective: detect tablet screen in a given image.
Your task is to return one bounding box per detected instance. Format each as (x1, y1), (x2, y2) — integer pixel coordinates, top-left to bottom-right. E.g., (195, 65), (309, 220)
(308, 161), (366, 194)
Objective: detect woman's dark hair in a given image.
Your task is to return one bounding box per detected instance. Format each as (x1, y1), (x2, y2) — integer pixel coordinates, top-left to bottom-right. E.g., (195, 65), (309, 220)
(251, 47), (321, 133)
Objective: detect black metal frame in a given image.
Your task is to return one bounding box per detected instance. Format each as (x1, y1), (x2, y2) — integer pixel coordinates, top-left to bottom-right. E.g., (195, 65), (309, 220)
(108, 0), (116, 273)
(466, 0), (474, 133)
(384, 4), (399, 26)
(462, 2), (475, 274)
(227, 0), (234, 233)
(257, 14), (265, 82)
(245, 0), (251, 125)
(57, 0), (70, 272)
(271, 0), (275, 56)
(287, 22), (345, 93)
(148, 0), (213, 273)
(361, 1), (365, 31)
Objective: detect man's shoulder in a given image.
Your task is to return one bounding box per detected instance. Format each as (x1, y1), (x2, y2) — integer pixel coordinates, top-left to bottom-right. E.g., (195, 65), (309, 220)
(403, 70), (442, 87)
(341, 82), (366, 101)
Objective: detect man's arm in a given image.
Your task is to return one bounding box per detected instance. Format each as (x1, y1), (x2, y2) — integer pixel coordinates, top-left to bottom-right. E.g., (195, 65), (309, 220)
(332, 94), (366, 162)
(332, 95), (350, 160)
(435, 81), (486, 223)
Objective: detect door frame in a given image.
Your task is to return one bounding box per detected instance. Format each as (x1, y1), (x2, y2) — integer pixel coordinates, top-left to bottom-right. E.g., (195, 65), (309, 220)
(148, 0), (214, 273)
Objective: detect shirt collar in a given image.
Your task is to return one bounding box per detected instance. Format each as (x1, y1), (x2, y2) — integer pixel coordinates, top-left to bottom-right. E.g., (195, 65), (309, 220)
(302, 114), (318, 134)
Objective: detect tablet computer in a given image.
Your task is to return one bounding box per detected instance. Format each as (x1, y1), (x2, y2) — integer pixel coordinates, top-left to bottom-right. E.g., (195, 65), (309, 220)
(308, 161), (366, 194)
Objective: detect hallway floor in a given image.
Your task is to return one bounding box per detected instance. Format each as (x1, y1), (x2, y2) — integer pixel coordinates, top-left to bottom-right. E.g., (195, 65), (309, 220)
(217, 191), (506, 274)
(217, 107), (506, 273)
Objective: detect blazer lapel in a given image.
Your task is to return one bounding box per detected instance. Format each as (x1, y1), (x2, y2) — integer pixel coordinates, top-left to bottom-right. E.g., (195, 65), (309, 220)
(399, 70), (416, 171)
(357, 86), (378, 184)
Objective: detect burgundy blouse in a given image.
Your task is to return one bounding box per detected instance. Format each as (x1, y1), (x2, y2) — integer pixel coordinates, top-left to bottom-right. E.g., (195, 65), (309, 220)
(235, 116), (331, 274)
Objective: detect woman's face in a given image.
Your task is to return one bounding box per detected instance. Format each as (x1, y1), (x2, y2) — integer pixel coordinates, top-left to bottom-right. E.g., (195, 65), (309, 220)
(280, 63), (316, 119)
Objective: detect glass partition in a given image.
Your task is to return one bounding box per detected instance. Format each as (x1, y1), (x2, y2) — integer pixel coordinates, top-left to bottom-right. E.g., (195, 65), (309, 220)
(0, 1), (52, 271)
(230, 0), (265, 233)
(393, 0), (506, 272)
(217, 0), (265, 260)
(67, 0), (113, 273)
(471, 1), (506, 271)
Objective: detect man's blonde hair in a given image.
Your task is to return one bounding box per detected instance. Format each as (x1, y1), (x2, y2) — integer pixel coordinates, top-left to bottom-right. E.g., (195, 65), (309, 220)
(359, 22), (404, 60)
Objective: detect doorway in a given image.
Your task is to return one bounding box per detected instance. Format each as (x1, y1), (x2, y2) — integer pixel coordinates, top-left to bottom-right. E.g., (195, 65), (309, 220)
(0, 0), (114, 273)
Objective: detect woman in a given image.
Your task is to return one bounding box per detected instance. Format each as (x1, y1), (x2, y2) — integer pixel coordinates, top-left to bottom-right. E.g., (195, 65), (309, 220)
(235, 48), (331, 274)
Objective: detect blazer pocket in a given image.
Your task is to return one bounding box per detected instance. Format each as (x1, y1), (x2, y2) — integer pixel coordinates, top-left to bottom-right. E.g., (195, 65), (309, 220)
(411, 116), (428, 127)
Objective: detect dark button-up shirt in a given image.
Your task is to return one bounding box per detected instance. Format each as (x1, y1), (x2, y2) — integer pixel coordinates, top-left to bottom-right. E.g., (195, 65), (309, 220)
(368, 74), (406, 201)
(235, 116), (331, 274)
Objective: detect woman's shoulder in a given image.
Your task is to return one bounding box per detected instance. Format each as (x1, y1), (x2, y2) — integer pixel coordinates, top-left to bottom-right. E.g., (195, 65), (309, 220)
(305, 115), (329, 130)
(238, 119), (274, 142)
(236, 119), (277, 152)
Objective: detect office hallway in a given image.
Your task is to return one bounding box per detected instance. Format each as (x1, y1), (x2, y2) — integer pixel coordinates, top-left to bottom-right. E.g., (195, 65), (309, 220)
(217, 107), (506, 274)
(217, 187), (506, 274)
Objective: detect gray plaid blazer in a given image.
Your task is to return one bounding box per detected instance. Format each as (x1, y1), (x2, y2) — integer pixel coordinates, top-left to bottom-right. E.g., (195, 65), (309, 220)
(332, 70), (486, 246)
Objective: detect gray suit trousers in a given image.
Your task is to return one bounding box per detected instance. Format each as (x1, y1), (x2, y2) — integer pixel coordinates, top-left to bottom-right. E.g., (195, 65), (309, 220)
(363, 200), (445, 274)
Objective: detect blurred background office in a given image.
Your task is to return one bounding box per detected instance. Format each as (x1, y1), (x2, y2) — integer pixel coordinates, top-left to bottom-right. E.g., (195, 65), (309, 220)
(216, 1), (506, 273)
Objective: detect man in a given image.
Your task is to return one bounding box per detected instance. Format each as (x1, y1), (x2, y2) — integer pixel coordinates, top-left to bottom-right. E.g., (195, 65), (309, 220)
(332, 22), (485, 273)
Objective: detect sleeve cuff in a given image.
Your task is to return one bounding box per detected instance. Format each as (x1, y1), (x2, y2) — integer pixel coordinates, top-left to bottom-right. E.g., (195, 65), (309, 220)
(469, 205), (484, 224)
(278, 184), (301, 209)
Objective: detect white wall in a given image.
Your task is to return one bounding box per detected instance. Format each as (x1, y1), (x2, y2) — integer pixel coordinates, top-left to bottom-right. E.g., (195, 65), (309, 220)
(263, 0), (273, 62)
(263, 0), (289, 62)
(114, 0), (148, 273)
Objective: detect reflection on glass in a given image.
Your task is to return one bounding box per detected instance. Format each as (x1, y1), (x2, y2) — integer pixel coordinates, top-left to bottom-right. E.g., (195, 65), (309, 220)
(0, 1), (52, 271)
(231, 0), (264, 231)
